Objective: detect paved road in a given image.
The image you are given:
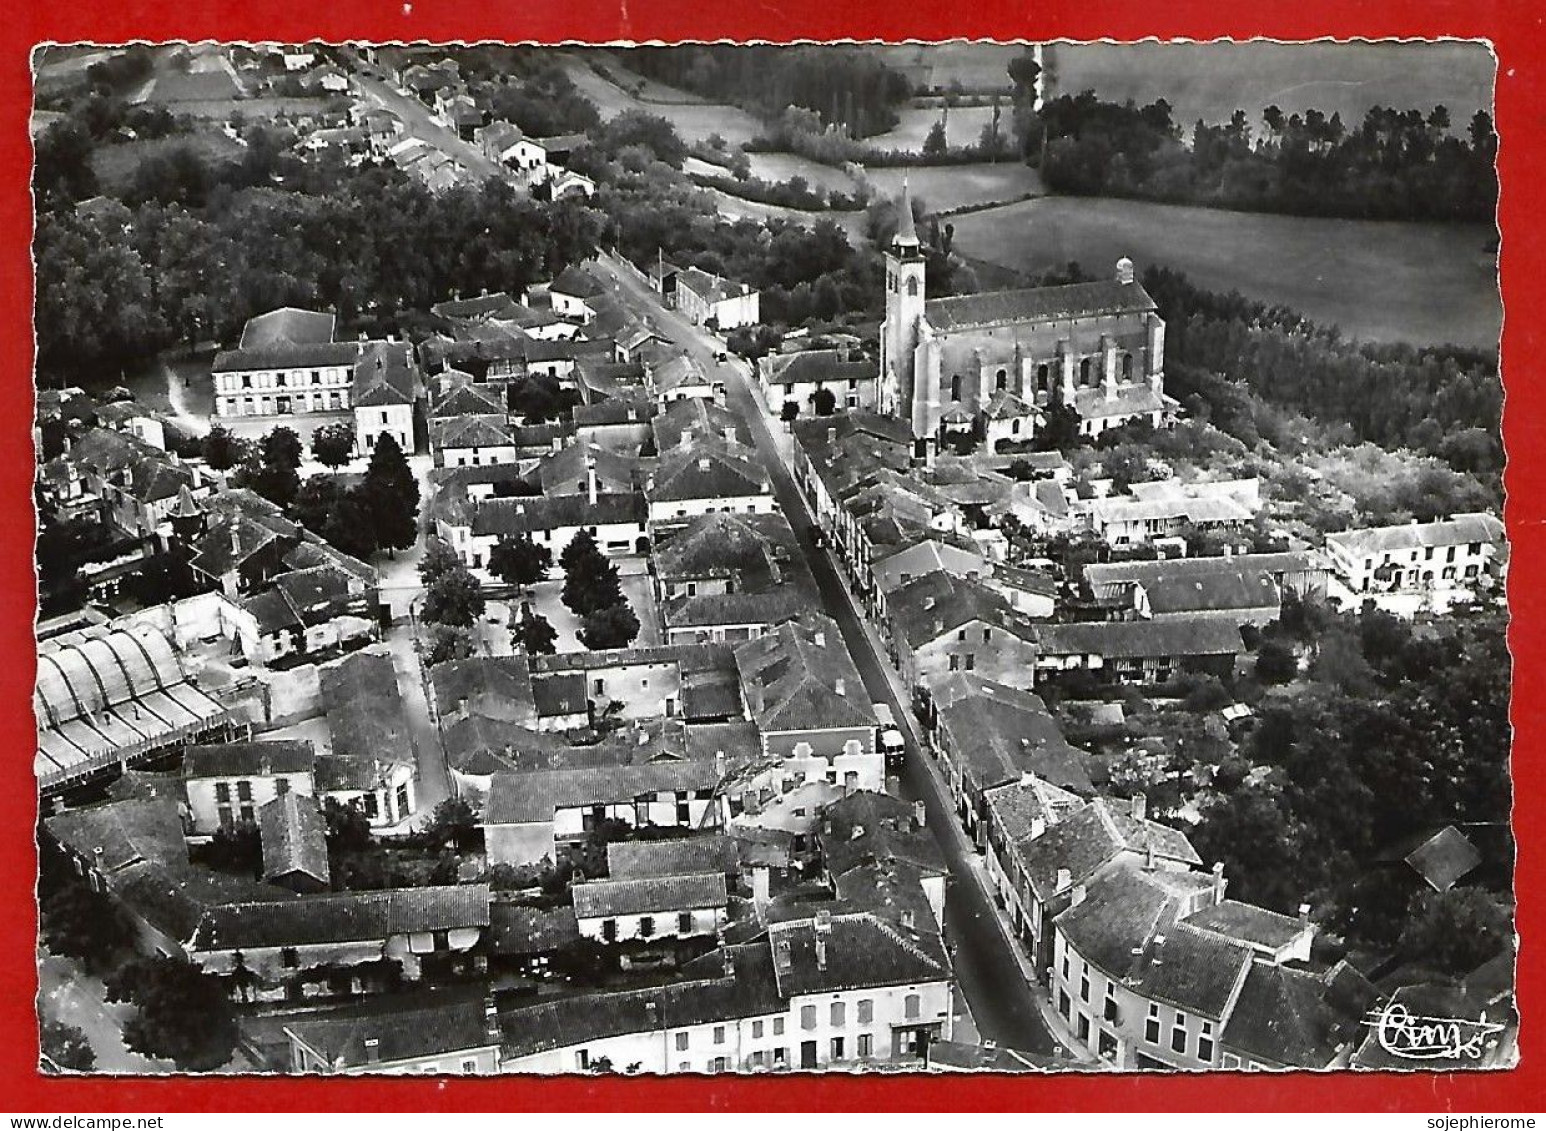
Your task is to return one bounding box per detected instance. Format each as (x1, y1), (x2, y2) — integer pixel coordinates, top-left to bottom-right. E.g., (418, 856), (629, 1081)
(345, 59), (509, 186)
(37, 947), (171, 1073)
(589, 252), (1061, 1058)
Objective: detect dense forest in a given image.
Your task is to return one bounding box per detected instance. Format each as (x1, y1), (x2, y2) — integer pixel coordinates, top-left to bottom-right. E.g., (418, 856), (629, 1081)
(1032, 92), (1497, 222)
(1142, 266), (1503, 477)
(1193, 604), (1511, 971)
(34, 139), (604, 385)
(625, 45), (913, 139)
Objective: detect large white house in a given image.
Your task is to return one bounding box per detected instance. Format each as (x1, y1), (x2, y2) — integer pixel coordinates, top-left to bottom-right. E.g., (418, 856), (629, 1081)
(1325, 513), (1505, 594)
(212, 308), (363, 420)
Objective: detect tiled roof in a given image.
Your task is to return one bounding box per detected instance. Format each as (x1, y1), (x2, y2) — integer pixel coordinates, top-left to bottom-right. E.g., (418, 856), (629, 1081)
(1403, 825), (1483, 893)
(282, 989), (497, 1068)
(533, 442), (641, 496)
(239, 308), (335, 349)
(1032, 618), (1244, 660)
(191, 884), (491, 951)
(183, 740), (315, 781)
(649, 442), (769, 505)
(430, 382), (506, 418)
(1221, 963), (1361, 1068)
(924, 279), (1155, 332)
(431, 656), (535, 723)
(319, 651), (410, 762)
(571, 871), (728, 919)
(550, 264), (607, 299)
(1327, 513), (1504, 558)
(1015, 798), (1199, 902)
(935, 675), (1092, 795)
(313, 754), (409, 793)
(767, 909), (949, 997)
(887, 570), (1039, 651)
(1185, 899), (1306, 952)
(981, 775), (1084, 844)
(213, 340), (364, 373)
(430, 414), (515, 450)
(1138, 572), (1283, 616)
(470, 491), (646, 537)
(352, 341), (419, 408)
(483, 902), (579, 956)
(44, 796), (188, 874)
(761, 348), (870, 388)
(606, 836), (741, 878)
(483, 762), (722, 826)
(1072, 384), (1173, 422)
(819, 791), (946, 878)
(258, 793), (330, 886)
(1084, 552), (1320, 592)
(531, 671), (588, 719)
(733, 614), (874, 733)
(651, 397), (751, 453)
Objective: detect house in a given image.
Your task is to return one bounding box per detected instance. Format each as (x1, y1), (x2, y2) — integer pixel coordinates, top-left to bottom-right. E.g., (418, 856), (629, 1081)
(885, 571), (1043, 694)
(982, 388), (1042, 453)
(646, 439), (775, 528)
(648, 352), (722, 406)
(437, 93), (483, 141)
(652, 397), (752, 454)
(319, 651), (418, 827)
(498, 918), (952, 1072)
(606, 835), (742, 880)
(652, 512), (817, 645)
(759, 349), (878, 415)
(817, 791), (947, 928)
(481, 761), (726, 866)
(534, 442), (641, 498)
(233, 564), (380, 666)
(258, 792), (331, 894)
(213, 308), (363, 421)
(478, 120), (547, 178)
(282, 990), (503, 1074)
(734, 614), (882, 792)
(36, 619), (233, 794)
(1084, 552), (1328, 624)
(1032, 617), (1244, 685)
(1325, 513), (1505, 594)
(450, 489), (650, 576)
(352, 340), (421, 456)
(927, 675), (1093, 844)
(549, 264), (609, 323)
(430, 414), (518, 469)
(182, 740), (317, 834)
(190, 884), (492, 993)
(669, 266), (760, 330)
(870, 537), (989, 603)
(480, 903), (581, 979)
(1084, 482), (1257, 547)
(572, 871), (730, 946)
(881, 187), (1175, 450)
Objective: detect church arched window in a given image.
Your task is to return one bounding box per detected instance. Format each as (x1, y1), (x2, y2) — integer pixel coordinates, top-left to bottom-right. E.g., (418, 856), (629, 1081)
(1079, 358), (1091, 385)
(1037, 363), (1050, 392)
(1011, 419), (1022, 435)
(1121, 353), (1133, 380)
(996, 369), (1007, 391)
(906, 277), (919, 298)
(950, 375), (961, 401)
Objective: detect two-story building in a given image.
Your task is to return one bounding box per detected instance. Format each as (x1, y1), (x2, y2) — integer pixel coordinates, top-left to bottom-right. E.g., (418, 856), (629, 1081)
(1325, 513), (1505, 594)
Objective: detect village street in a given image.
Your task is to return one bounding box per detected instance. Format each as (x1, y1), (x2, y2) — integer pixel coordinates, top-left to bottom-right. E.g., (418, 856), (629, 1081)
(588, 251), (1069, 1060)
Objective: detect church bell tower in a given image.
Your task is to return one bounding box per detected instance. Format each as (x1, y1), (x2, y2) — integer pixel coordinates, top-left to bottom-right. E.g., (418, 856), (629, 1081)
(881, 180), (926, 435)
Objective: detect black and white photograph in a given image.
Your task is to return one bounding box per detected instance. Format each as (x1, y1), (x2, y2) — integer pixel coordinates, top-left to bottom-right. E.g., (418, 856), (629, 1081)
(30, 39), (1511, 1077)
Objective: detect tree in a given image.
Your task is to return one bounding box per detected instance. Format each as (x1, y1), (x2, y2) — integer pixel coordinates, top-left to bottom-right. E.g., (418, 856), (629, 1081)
(514, 610), (560, 655)
(105, 957), (237, 1071)
(423, 561), (487, 628)
(40, 880), (132, 969)
(322, 798), (375, 852)
(579, 601), (641, 650)
(923, 119), (949, 158)
(289, 475), (344, 535)
(261, 426), (305, 472)
(780, 400), (801, 423)
(812, 387), (838, 416)
(321, 487), (379, 562)
(424, 623), (477, 667)
(201, 424), (243, 471)
(40, 1018), (96, 1073)
(204, 819), (263, 876)
(424, 797), (481, 852)
(1035, 403), (1082, 452)
(419, 538), (463, 589)
(561, 529), (624, 616)
(1399, 888), (1513, 977)
(489, 534), (552, 589)
(1255, 639), (1298, 685)
(359, 434), (419, 556)
(311, 422), (357, 469)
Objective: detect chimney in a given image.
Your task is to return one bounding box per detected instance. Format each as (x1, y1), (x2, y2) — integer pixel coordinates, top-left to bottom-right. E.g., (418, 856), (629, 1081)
(698, 457), (711, 471)
(826, 426), (837, 448)
(1055, 867), (1072, 893)
(814, 910), (831, 969)
(1115, 257), (1135, 285)
(900, 907), (915, 931)
(814, 629), (826, 647)
(1030, 816), (1045, 839)
(1070, 883), (1087, 908)
(1130, 793), (1146, 822)
(1212, 861), (1227, 904)
(1298, 903), (1311, 929)
(714, 750), (726, 779)
(913, 800), (926, 828)
(586, 456), (598, 505)
(1145, 844), (1156, 871)
(850, 823), (865, 842)
(751, 866), (770, 905)
(230, 523), (240, 556)
(774, 936), (793, 973)
(645, 1000), (659, 1028)
(722, 949), (735, 978)
(484, 997), (500, 1043)
(363, 1037), (380, 1063)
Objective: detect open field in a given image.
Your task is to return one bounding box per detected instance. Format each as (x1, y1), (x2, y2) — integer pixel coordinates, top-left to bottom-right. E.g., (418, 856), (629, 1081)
(867, 104), (1002, 152)
(697, 187), (868, 243)
(1042, 41), (1494, 131)
(91, 132), (246, 193)
(156, 95), (340, 121)
(558, 53), (765, 147)
(144, 68), (242, 103)
(868, 43), (1021, 93)
(742, 151), (858, 194)
(864, 163), (1042, 213)
(950, 195), (1500, 349)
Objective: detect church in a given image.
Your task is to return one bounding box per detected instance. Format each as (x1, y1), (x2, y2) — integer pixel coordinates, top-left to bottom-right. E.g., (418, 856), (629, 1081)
(879, 184), (1178, 453)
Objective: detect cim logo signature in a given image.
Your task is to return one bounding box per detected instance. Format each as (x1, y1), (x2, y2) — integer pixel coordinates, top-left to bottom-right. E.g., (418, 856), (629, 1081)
(1369, 1001), (1506, 1062)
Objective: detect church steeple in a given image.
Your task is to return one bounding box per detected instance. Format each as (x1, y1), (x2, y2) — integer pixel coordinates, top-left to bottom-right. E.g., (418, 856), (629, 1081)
(892, 178), (921, 255)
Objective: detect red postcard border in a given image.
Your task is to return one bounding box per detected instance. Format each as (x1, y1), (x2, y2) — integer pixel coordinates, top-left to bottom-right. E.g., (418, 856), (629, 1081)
(1, 0), (1538, 1112)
